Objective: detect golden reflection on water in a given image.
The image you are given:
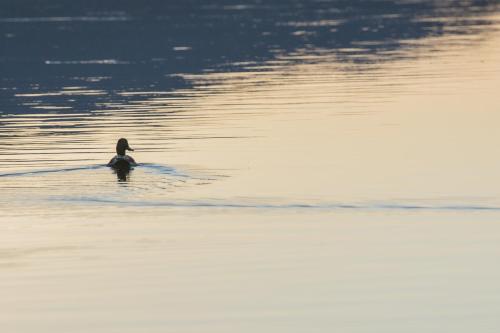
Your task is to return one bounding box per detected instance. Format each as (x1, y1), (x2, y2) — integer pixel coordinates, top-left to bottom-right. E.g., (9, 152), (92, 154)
(179, 26), (500, 205)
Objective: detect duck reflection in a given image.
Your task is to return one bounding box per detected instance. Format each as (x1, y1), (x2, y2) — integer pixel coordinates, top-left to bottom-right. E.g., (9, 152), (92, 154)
(113, 164), (132, 182)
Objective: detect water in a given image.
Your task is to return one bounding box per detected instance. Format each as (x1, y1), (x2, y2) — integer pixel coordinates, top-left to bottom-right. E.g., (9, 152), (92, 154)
(2, 1), (500, 331)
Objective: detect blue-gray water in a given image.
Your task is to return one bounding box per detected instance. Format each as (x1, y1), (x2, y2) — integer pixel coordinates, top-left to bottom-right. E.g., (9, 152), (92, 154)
(2, 1), (500, 332)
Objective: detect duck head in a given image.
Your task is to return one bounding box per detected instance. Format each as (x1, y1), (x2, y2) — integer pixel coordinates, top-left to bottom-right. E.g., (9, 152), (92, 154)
(116, 138), (134, 156)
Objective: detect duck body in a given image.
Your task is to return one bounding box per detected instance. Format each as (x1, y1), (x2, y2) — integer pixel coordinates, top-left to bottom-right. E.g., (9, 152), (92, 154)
(107, 154), (137, 168)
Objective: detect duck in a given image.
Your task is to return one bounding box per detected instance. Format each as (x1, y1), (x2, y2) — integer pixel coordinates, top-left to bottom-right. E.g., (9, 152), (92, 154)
(107, 138), (137, 169)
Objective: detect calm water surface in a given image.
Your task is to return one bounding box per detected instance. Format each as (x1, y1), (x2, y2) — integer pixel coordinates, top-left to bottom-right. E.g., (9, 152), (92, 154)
(2, 1), (500, 332)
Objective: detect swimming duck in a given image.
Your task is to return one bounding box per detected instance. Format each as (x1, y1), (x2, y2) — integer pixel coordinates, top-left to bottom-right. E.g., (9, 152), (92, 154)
(107, 138), (137, 169)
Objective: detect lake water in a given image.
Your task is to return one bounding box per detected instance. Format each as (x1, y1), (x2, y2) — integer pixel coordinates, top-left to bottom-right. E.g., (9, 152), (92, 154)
(2, 1), (500, 332)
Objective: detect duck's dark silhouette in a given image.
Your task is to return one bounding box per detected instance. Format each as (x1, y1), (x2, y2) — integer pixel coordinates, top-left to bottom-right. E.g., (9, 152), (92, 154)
(108, 138), (137, 166)
(107, 138), (137, 180)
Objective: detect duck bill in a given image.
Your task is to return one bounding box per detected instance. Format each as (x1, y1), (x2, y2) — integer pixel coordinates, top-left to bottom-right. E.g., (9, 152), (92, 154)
(127, 146), (134, 151)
